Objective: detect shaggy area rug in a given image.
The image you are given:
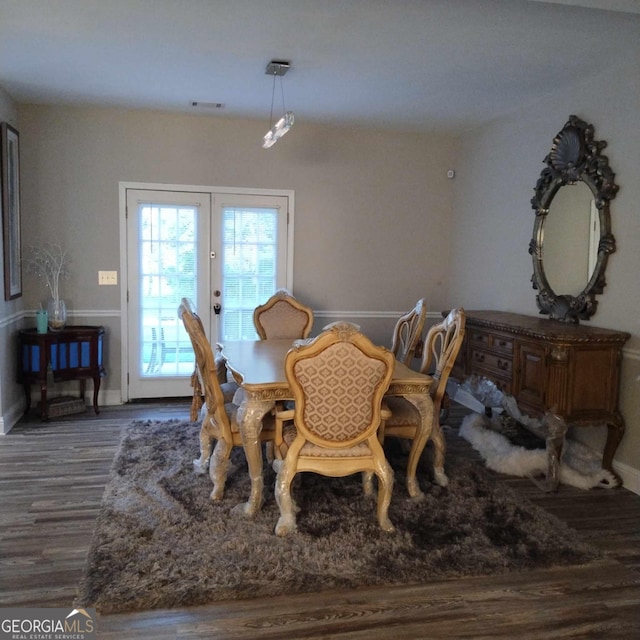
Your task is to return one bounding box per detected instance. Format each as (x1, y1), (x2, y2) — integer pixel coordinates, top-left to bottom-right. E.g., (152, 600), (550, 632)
(75, 419), (599, 614)
(460, 413), (617, 490)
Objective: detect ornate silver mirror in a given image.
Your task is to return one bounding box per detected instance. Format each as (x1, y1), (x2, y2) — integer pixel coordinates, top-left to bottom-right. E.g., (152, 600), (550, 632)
(529, 115), (618, 323)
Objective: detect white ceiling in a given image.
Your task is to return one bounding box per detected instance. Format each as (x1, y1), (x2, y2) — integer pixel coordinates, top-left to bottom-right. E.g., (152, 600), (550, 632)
(1, 0), (639, 134)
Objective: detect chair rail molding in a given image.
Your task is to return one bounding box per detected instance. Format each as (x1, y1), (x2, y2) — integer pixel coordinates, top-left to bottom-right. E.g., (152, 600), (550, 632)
(314, 310), (444, 320)
(0, 309), (22, 329)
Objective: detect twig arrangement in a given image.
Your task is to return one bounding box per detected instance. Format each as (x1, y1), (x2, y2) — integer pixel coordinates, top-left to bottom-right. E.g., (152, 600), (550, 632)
(23, 243), (70, 301)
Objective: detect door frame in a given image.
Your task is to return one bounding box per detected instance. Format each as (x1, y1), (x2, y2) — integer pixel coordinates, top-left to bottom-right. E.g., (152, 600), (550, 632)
(118, 181), (295, 403)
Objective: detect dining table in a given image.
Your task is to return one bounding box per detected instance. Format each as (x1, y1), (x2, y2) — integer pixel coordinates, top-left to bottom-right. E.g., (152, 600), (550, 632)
(218, 338), (436, 517)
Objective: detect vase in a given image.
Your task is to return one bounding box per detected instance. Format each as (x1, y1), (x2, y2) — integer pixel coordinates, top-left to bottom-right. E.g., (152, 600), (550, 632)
(47, 299), (67, 331)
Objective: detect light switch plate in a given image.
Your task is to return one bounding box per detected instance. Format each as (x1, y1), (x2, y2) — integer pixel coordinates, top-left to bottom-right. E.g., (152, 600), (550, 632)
(98, 270), (118, 285)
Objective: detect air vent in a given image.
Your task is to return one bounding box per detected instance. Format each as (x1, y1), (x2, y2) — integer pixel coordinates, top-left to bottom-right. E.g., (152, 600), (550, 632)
(191, 101), (225, 109)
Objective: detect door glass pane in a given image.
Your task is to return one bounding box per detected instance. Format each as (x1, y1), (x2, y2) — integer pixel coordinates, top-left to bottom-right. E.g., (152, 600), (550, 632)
(221, 207), (279, 340)
(139, 203), (198, 376)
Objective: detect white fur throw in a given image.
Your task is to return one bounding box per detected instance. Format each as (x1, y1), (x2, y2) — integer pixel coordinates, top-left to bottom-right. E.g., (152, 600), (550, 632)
(459, 413), (617, 490)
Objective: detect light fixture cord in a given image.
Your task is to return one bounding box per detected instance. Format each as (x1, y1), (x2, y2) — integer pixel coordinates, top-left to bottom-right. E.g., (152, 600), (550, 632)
(269, 72), (277, 128)
(280, 74), (287, 114)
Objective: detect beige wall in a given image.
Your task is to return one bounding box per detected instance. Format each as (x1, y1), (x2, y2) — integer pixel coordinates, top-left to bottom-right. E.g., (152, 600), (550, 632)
(449, 59), (640, 483)
(13, 104), (455, 406)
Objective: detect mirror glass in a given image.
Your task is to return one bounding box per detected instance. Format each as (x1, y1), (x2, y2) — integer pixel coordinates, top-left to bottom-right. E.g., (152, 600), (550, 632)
(529, 115), (618, 323)
(542, 182), (596, 296)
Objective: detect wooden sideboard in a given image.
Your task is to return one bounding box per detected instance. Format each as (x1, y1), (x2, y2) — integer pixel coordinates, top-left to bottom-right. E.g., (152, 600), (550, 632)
(455, 311), (630, 475)
(18, 325), (106, 421)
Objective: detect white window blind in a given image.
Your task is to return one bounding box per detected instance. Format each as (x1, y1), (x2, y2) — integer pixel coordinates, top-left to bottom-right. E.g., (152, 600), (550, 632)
(221, 207), (279, 340)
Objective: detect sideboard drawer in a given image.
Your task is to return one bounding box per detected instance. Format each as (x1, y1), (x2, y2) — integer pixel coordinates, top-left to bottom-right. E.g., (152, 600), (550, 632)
(469, 348), (513, 375)
(468, 329), (513, 354)
(491, 335), (514, 353)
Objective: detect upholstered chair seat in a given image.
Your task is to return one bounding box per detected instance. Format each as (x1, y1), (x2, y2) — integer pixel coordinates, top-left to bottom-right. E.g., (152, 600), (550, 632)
(280, 423), (373, 457)
(191, 358), (238, 420)
(220, 381), (239, 404)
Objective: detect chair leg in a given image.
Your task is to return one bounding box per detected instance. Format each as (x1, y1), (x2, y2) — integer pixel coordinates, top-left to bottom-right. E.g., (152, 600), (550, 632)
(274, 438), (290, 461)
(209, 438), (232, 501)
(274, 460), (298, 536)
(440, 391), (451, 422)
(374, 459), (395, 533)
(403, 395), (434, 499)
(361, 471), (375, 496)
(367, 418), (387, 494)
(193, 419), (214, 475)
(430, 422), (449, 487)
(265, 441), (275, 464)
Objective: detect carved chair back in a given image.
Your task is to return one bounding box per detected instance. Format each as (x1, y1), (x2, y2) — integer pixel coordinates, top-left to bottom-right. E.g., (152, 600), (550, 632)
(253, 289), (314, 340)
(274, 321), (396, 535)
(391, 298), (427, 366)
(178, 298), (231, 436)
(420, 307), (466, 414)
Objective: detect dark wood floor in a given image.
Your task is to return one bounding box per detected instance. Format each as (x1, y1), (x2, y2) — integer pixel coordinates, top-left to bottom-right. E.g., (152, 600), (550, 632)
(1, 400), (639, 639)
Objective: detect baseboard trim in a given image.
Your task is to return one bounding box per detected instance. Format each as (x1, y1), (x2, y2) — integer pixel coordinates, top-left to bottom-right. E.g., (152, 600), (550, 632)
(100, 389), (124, 406)
(0, 397), (26, 435)
(614, 459), (640, 496)
(1, 389), (124, 434)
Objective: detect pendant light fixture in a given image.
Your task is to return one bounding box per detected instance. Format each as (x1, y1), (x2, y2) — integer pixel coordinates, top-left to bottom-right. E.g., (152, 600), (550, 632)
(262, 60), (294, 149)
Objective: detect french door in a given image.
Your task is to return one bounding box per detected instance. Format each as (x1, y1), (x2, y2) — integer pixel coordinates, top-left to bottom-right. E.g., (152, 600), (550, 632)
(213, 193), (290, 343)
(124, 186), (291, 400)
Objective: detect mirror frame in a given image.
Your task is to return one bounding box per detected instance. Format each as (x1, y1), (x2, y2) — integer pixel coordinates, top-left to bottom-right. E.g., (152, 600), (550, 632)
(529, 115), (619, 323)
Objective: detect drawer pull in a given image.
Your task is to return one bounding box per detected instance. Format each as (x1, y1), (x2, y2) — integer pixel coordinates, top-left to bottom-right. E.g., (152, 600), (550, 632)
(497, 359), (510, 371)
(474, 353), (485, 363)
(498, 340), (509, 348)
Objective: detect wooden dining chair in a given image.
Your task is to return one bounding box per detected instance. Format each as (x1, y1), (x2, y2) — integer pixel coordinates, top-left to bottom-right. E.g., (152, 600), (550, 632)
(180, 298), (238, 421)
(391, 298), (427, 366)
(273, 321), (396, 536)
(254, 290), (314, 460)
(178, 298), (276, 501)
(380, 307), (466, 491)
(253, 289), (314, 340)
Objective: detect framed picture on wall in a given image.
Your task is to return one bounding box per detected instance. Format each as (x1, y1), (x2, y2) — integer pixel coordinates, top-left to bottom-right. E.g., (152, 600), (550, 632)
(1, 122), (22, 300)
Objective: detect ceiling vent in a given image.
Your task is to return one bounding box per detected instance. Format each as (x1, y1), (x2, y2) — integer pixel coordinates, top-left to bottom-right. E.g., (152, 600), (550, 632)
(191, 101), (225, 109)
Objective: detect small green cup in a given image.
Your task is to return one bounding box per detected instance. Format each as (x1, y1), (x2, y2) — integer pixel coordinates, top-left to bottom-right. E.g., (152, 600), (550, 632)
(36, 310), (48, 333)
